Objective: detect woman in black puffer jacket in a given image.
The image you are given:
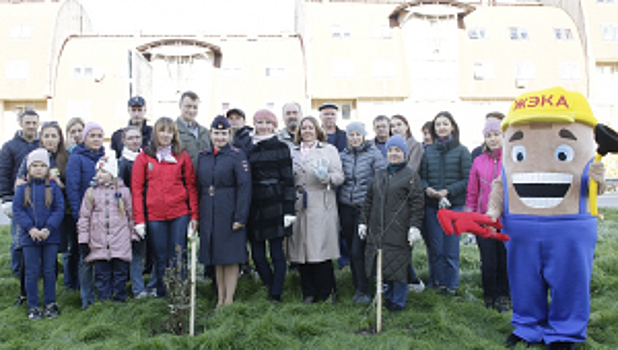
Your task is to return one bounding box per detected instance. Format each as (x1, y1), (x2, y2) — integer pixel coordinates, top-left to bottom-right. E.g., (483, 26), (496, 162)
(420, 111), (471, 296)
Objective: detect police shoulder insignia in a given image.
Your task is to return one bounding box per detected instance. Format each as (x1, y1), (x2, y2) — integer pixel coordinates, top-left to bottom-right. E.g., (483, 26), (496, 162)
(230, 147), (239, 153)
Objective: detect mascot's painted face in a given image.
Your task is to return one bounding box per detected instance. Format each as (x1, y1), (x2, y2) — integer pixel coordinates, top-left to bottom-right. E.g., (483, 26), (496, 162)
(503, 121), (595, 216)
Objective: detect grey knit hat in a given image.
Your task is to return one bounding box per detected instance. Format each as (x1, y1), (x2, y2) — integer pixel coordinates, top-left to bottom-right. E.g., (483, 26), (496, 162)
(346, 121), (366, 136)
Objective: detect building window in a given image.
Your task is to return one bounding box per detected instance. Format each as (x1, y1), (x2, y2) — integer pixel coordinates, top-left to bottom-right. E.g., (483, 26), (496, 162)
(332, 59), (355, 79)
(597, 0), (615, 4)
(332, 24), (352, 39)
(373, 59), (395, 79)
(468, 27), (487, 40)
(554, 28), (574, 40)
(266, 102), (275, 111)
(601, 24), (618, 41)
(5, 61), (29, 80)
(509, 27), (529, 40)
(73, 65), (95, 79)
(515, 61), (536, 80)
(222, 66), (243, 78)
(222, 103), (230, 111)
(341, 103), (351, 121)
(10, 24), (32, 39)
(265, 65), (285, 78)
(560, 62), (581, 81)
(473, 61), (494, 80)
(371, 24), (392, 39)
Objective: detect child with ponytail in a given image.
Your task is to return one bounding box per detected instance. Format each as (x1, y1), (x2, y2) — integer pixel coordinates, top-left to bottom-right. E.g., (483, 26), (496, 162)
(12, 149), (65, 319)
(77, 154), (138, 302)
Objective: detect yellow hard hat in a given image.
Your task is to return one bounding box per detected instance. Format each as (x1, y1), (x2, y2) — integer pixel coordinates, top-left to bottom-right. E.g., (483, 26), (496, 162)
(502, 87), (597, 131)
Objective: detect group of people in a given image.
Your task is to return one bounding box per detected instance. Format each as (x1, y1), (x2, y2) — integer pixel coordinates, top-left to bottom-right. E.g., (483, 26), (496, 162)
(0, 90), (511, 319)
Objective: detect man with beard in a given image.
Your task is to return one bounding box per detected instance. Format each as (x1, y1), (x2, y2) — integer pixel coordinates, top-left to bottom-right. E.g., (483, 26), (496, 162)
(279, 102), (302, 148)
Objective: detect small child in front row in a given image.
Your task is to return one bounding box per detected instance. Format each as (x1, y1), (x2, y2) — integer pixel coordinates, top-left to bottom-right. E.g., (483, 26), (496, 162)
(12, 149), (65, 319)
(77, 154), (138, 302)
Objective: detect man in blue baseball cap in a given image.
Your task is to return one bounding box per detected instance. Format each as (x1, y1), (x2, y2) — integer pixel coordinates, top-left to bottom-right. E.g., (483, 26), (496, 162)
(110, 96), (153, 158)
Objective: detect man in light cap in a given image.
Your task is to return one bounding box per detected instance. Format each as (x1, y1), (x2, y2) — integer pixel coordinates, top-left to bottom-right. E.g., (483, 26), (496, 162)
(319, 102), (347, 153)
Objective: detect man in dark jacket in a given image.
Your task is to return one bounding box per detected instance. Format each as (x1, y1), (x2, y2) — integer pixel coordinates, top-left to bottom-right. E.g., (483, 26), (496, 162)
(175, 91), (211, 168)
(226, 108), (253, 155)
(278, 102), (302, 149)
(0, 110), (40, 279)
(319, 102), (347, 153)
(110, 96), (153, 159)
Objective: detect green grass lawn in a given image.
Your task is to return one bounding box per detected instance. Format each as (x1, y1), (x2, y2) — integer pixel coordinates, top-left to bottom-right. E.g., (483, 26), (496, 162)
(1, 210), (618, 349)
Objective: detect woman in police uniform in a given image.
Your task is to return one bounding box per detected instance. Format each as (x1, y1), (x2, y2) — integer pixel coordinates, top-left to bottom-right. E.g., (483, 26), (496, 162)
(197, 115), (252, 309)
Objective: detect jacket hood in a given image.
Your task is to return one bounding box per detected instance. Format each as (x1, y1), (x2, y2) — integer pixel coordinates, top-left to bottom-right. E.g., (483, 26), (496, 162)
(73, 143), (105, 161)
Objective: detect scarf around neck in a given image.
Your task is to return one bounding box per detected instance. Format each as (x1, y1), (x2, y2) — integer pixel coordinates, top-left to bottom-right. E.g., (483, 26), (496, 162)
(122, 147), (140, 162)
(156, 145), (177, 163)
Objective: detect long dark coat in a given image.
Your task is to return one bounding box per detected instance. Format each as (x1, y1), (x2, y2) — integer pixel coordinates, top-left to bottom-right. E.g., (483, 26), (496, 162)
(197, 145), (252, 266)
(361, 166), (424, 284)
(247, 136), (294, 242)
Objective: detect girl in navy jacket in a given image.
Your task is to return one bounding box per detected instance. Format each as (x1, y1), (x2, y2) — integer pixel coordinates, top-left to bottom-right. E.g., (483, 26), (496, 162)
(13, 149), (65, 320)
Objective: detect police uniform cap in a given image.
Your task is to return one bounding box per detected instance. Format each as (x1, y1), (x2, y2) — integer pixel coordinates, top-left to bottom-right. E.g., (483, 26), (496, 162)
(128, 96), (146, 107)
(226, 108), (245, 119)
(211, 115), (231, 130)
(318, 102), (339, 111)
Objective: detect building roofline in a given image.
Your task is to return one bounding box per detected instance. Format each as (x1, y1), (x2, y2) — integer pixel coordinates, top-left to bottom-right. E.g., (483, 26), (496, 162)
(389, 1), (476, 27)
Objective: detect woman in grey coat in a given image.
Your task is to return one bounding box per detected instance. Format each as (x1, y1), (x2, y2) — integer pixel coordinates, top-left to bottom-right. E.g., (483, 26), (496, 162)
(338, 122), (386, 304)
(359, 135), (424, 312)
(288, 116), (344, 304)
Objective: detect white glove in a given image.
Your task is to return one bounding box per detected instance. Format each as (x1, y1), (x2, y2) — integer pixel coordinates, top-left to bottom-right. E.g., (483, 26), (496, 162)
(358, 224), (367, 240)
(408, 227), (421, 247)
(187, 225), (198, 240)
(2, 202), (12, 218)
(135, 224), (146, 240)
(313, 158), (329, 183)
(284, 215), (296, 228)
(438, 197), (452, 209)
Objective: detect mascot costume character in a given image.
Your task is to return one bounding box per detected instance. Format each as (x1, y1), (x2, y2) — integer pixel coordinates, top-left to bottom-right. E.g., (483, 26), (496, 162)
(439, 87), (618, 350)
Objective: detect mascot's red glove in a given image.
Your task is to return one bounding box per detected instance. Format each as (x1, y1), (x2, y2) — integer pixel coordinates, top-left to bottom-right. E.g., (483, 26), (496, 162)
(437, 209), (509, 242)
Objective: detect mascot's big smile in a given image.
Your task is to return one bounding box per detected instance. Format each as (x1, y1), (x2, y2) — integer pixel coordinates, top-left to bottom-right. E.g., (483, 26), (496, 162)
(512, 172), (573, 208)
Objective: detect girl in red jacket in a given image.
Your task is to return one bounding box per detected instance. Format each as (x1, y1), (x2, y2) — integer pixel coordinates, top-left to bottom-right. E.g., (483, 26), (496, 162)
(77, 154), (137, 302)
(131, 117), (199, 298)
(465, 119), (509, 312)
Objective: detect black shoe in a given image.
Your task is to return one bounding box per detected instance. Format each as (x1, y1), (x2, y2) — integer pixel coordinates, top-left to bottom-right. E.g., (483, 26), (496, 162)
(269, 294), (281, 302)
(505, 333), (529, 348)
(14, 296), (27, 306)
(484, 297), (495, 309)
(547, 342), (575, 350)
(44, 303), (60, 318)
(28, 307), (42, 320)
(385, 302), (404, 312)
(495, 296), (511, 313)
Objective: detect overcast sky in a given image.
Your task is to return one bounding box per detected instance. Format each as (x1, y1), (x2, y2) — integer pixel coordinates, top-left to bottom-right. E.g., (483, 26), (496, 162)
(79, 0), (296, 35)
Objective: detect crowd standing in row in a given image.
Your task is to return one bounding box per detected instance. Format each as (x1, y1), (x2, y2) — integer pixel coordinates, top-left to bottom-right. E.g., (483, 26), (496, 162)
(0, 92), (510, 319)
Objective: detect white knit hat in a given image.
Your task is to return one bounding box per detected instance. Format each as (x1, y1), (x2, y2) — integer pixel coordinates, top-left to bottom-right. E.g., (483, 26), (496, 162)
(27, 148), (50, 169)
(95, 154), (118, 178)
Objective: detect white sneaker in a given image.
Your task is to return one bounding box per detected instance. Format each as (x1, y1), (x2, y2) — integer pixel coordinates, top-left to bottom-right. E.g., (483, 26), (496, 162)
(135, 291), (149, 299)
(408, 280), (425, 293)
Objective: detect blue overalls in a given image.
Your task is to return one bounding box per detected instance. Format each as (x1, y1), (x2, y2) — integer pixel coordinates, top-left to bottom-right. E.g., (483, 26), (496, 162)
(501, 161), (597, 344)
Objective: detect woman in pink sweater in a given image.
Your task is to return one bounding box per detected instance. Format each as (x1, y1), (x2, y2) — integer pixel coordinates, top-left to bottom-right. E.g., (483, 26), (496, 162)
(465, 119), (509, 312)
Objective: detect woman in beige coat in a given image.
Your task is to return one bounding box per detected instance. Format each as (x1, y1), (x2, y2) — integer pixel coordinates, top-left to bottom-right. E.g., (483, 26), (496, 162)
(287, 116), (344, 304)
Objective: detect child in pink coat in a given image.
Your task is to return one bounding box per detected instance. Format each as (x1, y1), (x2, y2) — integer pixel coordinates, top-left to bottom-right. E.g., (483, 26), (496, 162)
(77, 154), (138, 302)
(465, 119), (509, 312)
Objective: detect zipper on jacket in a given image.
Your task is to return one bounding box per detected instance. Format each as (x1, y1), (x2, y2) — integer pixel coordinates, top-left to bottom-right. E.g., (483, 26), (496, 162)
(105, 187), (111, 260)
(351, 152), (358, 204)
(32, 183), (38, 236)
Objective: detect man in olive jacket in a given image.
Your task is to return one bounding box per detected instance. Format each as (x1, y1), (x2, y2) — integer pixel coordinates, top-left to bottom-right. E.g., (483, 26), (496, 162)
(175, 91), (211, 168)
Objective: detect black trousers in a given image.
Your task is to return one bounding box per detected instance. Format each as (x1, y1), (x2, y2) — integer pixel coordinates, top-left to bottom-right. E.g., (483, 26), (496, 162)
(339, 204), (368, 294)
(476, 236), (509, 300)
(298, 261), (336, 301)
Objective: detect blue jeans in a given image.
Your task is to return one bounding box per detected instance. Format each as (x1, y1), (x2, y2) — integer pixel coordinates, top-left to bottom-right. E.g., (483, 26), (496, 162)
(130, 240), (146, 296)
(95, 259), (129, 302)
(384, 281), (408, 308)
(251, 237), (286, 297)
(147, 215), (189, 297)
(426, 206), (462, 290)
(79, 253), (95, 308)
(11, 221), (21, 277)
(23, 244), (58, 308)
